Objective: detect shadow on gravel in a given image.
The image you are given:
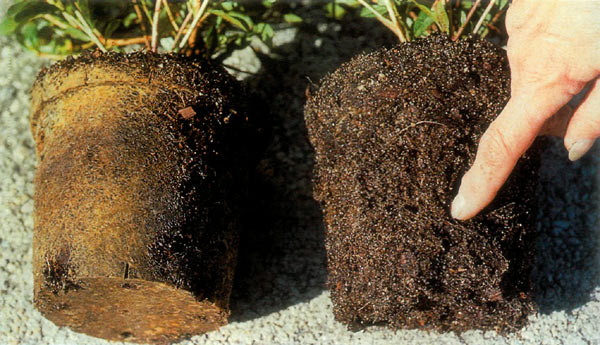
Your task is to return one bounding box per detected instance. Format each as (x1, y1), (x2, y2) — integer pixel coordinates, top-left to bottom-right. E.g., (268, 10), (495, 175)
(227, 7), (396, 322)
(534, 139), (600, 314)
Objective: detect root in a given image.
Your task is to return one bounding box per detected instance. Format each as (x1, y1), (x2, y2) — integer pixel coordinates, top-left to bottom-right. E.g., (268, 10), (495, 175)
(399, 120), (447, 135)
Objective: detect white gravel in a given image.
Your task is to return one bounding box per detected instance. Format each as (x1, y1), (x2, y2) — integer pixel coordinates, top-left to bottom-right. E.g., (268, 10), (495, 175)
(1, 3), (599, 345)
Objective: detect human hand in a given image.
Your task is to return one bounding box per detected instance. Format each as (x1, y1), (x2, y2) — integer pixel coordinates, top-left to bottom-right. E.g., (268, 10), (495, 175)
(451, 0), (600, 220)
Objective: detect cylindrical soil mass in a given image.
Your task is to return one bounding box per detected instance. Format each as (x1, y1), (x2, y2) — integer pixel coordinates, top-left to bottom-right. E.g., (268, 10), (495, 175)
(305, 35), (543, 333)
(30, 51), (256, 344)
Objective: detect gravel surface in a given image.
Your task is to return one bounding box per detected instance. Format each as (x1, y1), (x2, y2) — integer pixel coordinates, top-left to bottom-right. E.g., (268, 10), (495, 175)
(1, 3), (599, 345)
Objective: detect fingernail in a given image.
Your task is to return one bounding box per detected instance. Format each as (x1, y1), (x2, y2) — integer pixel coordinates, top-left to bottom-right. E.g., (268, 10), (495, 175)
(568, 139), (594, 161)
(451, 194), (467, 220)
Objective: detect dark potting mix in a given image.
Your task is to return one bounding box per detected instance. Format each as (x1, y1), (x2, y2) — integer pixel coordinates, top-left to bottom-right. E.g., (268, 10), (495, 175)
(305, 35), (544, 332)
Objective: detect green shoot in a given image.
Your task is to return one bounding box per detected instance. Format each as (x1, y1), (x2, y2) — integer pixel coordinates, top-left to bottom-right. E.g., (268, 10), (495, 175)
(1, 0), (303, 59)
(326, 0), (510, 42)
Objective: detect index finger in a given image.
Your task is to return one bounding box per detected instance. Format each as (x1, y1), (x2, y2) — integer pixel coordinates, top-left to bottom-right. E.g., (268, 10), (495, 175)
(451, 89), (572, 220)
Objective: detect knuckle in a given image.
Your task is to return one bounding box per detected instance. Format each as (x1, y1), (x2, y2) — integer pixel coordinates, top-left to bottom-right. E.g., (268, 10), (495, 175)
(508, 40), (576, 92)
(511, 62), (568, 96)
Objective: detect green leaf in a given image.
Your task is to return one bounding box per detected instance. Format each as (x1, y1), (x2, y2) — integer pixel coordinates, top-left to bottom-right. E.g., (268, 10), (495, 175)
(412, 10), (433, 37)
(459, 0), (475, 8)
(432, 0), (449, 33)
(203, 25), (217, 54)
(62, 2), (77, 16)
(254, 22), (274, 43)
(47, 37), (71, 56)
(35, 20), (54, 39)
(410, 0), (449, 34)
(58, 38), (73, 55)
(123, 12), (137, 28)
(336, 0), (360, 6)
(499, 0), (509, 10)
(359, 4), (387, 18)
(460, 9), (467, 25)
(103, 20), (120, 38)
(227, 11), (254, 29)
(75, 0), (92, 21)
(21, 21), (40, 50)
(209, 9), (251, 31)
(221, 1), (236, 11)
(0, 17), (18, 35)
(234, 35), (243, 46)
(6, 2), (29, 18)
(262, 0), (276, 8)
(13, 2), (59, 23)
(324, 3), (347, 20)
(262, 25), (274, 42)
(64, 27), (90, 42)
(38, 37), (57, 54)
(283, 13), (302, 24)
(409, 0), (434, 19)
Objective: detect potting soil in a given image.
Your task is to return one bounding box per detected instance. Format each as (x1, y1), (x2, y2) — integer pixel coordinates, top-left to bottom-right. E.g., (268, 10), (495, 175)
(305, 35), (543, 332)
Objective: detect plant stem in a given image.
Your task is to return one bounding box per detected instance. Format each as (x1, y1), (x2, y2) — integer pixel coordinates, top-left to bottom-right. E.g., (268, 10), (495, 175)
(473, 0), (495, 35)
(75, 11), (107, 52)
(151, 0), (162, 52)
(140, 0), (153, 25)
(481, 7), (507, 38)
(446, 0), (453, 38)
(47, 0), (64, 11)
(178, 0), (210, 49)
(452, 0), (480, 40)
(357, 0), (406, 42)
(175, 12), (210, 51)
(36, 52), (66, 60)
(489, 6), (507, 26)
(172, 10), (194, 48)
(162, 0), (180, 32)
(132, 0), (151, 49)
(106, 36), (153, 47)
(187, 0), (203, 48)
(72, 2), (104, 41)
(63, 10), (107, 52)
(42, 14), (69, 30)
(383, 0), (403, 40)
